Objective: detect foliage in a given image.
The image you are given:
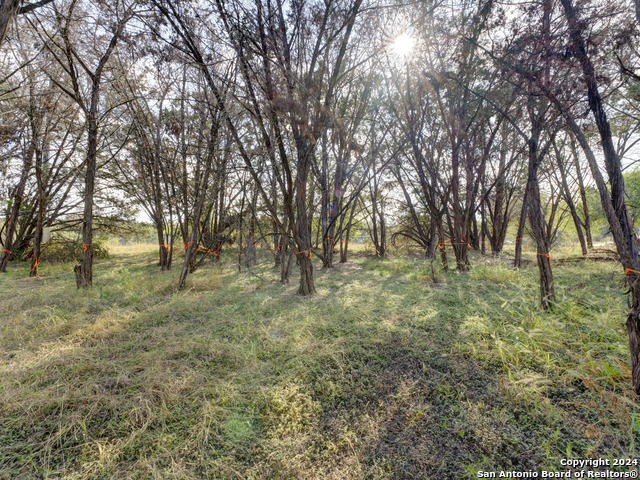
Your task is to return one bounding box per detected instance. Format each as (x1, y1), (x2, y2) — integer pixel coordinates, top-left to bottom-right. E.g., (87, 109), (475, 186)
(624, 168), (640, 226)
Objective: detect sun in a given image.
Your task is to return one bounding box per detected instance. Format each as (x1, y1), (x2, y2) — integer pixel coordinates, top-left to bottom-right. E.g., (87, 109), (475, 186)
(391, 33), (415, 58)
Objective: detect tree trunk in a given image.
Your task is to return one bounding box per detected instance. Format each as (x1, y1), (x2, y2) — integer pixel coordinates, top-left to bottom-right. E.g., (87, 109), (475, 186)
(30, 142), (45, 277)
(427, 213), (438, 258)
(554, 141), (587, 255)
(76, 110), (98, 288)
(178, 122), (218, 290)
(560, 0), (640, 393)
(340, 198), (358, 263)
(297, 251), (314, 295)
(481, 199), (486, 255)
(294, 145), (316, 295)
(570, 135), (593, 249)
(247, 188), (258, 266)
(0, 139), (34, 272)
(154, 95), (167, 270)
(320, 131), (333, 269)
(492, 140), (507, 255)
(156, 223), (167, 270)
(451, 147), (468, 271)
(525, 135), (555, 309)
(514, 191), (528, 269)
(0, 0), (19, 45)
(280, 230), (295, 284)
(438, 224), (448, 271)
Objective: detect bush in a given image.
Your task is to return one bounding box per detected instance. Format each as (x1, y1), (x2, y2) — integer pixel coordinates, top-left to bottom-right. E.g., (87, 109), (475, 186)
(46, 238), (109, 262)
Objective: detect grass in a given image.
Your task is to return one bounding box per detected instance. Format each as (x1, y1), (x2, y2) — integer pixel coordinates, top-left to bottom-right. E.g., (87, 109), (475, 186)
(0, 242), (638, 479)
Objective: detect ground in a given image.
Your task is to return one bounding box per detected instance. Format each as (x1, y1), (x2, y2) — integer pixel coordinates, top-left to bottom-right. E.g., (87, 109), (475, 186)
(0, 243), (638, 479)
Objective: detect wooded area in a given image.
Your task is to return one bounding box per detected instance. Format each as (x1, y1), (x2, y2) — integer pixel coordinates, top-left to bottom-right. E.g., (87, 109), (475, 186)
(2, 0), (640, 475)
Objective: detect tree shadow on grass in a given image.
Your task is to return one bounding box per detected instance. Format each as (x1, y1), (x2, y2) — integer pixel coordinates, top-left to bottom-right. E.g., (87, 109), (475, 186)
(252, 332), (631, 479)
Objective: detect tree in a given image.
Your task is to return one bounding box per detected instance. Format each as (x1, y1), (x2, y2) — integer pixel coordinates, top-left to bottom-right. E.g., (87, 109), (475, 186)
(558, 0), (640, 393)
(152, 0), (367, 295)
(36, 0), (134, 287)
(0, 0), (55, 45)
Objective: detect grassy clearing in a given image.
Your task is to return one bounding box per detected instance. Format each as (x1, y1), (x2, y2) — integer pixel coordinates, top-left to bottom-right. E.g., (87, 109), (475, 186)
(0, 243), (638, 479)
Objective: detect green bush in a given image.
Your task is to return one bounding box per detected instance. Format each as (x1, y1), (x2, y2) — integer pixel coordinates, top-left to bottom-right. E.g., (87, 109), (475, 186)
(46, 238), (109, 262)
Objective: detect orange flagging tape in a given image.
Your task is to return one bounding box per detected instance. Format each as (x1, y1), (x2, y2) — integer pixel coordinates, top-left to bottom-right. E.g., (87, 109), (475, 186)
(82, 244), (91, 252)
(31, 243), (49, 272)
(160, 244), (171, 251)
(537, 253), (550, 264)
(438, 242), (474, 250)
(516, 237), (523, 242)
(31, 254), (39, 272)
(625, 268), (640, 275)
(295, 249), (312, 259)
(209, 241), (224, 256)
(2, 249), (11, 254)
(184, 241), (195, 250)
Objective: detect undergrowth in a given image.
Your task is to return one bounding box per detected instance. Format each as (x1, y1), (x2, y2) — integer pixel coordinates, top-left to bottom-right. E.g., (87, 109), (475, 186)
(0, 244), (637, 479)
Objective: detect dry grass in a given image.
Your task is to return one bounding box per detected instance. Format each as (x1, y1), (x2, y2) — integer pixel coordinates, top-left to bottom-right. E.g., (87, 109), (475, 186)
(0, 243), (638, 479)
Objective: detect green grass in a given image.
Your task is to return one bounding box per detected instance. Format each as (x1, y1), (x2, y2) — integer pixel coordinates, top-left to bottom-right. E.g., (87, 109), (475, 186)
(0, 244), (638, 479)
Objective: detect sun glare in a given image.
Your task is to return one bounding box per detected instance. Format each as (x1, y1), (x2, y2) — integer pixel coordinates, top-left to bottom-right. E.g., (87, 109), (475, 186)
(391, 33), (415, 58)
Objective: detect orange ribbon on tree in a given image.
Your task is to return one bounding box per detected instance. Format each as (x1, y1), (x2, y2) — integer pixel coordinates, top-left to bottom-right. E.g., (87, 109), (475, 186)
(438, 242), (473, 249)
(209, 241), (224, 256)
(30, 254), (39, 272)
(31, 243), (49, 273)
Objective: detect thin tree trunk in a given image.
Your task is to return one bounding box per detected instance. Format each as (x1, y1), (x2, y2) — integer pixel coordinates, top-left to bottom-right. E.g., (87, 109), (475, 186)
(451, 146), (468, 271)
(30, 142), (44, 277)
(525, 132), (555, 309)
(560, 0), (640, 393)
(294, 143), (315, 295)
(554, 141), (587, 255)
(321, 130), (332, 269)
(492, 140), (507, 255)
(0, 140), (34, 272)
(76, 110), (98, 288)
(340, 197), (358, 263)
(427, 213), (438, 258)
(0, 0), (19, 46)
(514, 191), (528, 269)
(438, 222), (448, 271)
(178, 122), (218, 290)
(154, 95), (167, 270)
(481, 198), (486, 255)
(570, 135), (593, 249)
